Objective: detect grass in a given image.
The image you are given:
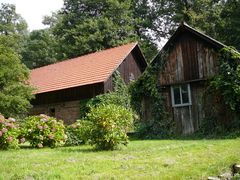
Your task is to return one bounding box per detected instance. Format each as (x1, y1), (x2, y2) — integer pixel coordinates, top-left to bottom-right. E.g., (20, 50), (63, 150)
(0, 138), (240, 180)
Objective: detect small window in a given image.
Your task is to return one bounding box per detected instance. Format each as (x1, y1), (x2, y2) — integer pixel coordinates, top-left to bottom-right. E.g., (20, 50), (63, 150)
(49, 108), (55, 117)
(129, 73), (135, 81)
(171, 84), (191, 107)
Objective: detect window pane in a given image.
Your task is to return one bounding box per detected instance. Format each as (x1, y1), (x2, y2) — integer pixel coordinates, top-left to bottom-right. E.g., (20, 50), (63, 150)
(173, 86), (181, 104)
(181, 85), (189, 104)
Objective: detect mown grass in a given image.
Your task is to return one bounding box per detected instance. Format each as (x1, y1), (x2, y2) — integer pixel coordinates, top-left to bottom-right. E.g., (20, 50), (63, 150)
(0, 138), (240, 180)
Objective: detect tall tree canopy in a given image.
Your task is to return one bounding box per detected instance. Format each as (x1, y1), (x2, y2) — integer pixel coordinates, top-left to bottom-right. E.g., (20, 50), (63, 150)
(0, 3), (27, 36)
(0, 3), (33, 117)
(44, 0), (161, 61)
(21, 29), (60, 69)
(217, 0), (240, 50)
(0, 35), (34, 117)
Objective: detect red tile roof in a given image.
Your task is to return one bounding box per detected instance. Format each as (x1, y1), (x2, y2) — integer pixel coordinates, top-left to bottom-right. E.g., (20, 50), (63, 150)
(30, 42), (138, 94)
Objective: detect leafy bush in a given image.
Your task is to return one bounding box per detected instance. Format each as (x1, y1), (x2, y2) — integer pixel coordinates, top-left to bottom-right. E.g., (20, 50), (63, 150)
(22, 115), (66, 148)
(65, 120), (92, 146)
(79, 71), (131, 118)
(0, 114), (19, 150)
(85, 104), (133, 150)
(210, 47), (240, 113)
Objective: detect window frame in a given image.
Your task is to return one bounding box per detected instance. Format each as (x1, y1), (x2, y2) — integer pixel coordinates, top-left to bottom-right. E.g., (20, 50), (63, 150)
(170, 84), (192, 107)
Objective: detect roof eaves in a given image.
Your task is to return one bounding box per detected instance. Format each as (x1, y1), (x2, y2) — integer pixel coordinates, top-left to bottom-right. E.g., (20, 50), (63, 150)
(103, 42), (138, 83)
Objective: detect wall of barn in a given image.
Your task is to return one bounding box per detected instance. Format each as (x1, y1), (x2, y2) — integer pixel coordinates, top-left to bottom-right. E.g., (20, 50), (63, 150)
(158, 32), (221, 134)
(161, 82), (206, 134)
(30, 83), (104, 124)
(30, 100), (81, 124)
(160, 33), (219, 86)
(104, 52), (143, 92)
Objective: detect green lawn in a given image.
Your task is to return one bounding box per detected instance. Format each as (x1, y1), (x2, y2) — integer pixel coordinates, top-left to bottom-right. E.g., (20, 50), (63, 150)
(0, 138), (240, 180)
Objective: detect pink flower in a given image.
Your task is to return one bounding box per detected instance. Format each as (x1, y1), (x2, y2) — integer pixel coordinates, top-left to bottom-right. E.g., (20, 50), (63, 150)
(8, 117), (16, 123)
(37, 125), (43, 130)
(40, 118), (47, 123)
(48, 134), (54, 140)
(0, 131), (2, 137)
(37, 143), (43, 148)
(7, 136), (13, 142)
(43, 125), (48, 130)
(51, 128), (56, 132)
(20, 138), (25, 143)
(6, 123), (14, 128)
(2, 128), (7, 133)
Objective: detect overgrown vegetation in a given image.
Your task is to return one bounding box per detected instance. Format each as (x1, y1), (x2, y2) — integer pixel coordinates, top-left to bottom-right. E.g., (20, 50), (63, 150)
(130, 51), (174, 138)
(84, 104), (133, 150)
(0, 36), (34, 117)
(22, 115), (66, 148)
(79, 71), (131, 118)
(197, 47), (240, 135)
(0, 114), (19, 150)
(65, 120), (92, 146)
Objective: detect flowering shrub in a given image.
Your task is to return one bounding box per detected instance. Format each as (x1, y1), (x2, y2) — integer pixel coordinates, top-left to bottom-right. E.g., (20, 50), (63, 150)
(85, 104), (133, 150)
(22, 115), (66, 148)
(65, 120), (92, 146)
(0, 114), (19, 150)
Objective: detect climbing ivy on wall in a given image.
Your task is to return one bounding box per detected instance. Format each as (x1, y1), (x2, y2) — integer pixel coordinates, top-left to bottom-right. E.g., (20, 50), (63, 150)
(198, 47), (240, 135)
(79, 71), (131, 118)
(210, 47), (240, 114)
(129, 50), (175, 138)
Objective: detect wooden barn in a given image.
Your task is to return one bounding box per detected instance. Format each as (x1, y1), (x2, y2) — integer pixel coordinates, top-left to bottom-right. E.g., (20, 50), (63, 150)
(29, 42), (147, 124)
(154, 23), (227, 134)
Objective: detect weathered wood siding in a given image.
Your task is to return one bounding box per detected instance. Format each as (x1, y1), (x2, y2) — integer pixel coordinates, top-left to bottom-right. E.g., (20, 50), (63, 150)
(158, 32), (221, 134)
(160, 33), (219, 86)
(104, 52), (143, 92)
(162, 82), (205, 134)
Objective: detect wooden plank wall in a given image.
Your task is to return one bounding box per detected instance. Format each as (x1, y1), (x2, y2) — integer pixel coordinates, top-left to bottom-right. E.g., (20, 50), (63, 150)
(32, 82), (104, 105)
(160, 33), (219, 86)
(162, 82), (205, 134)
(104, 52), (142, 92)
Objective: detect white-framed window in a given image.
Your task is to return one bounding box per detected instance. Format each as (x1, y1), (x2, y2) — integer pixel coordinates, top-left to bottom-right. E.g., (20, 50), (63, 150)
(170, 84), (192, 107)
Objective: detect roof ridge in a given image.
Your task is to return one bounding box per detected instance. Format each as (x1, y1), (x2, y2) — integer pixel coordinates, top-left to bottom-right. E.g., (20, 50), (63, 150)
(32, 42), (138, 71)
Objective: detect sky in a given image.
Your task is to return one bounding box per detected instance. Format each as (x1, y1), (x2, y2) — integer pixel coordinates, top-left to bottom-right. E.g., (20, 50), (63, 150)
(0, 0), (63, 31)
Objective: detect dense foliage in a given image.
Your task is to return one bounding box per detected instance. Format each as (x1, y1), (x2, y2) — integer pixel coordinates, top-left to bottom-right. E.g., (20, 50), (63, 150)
(43, 0), (159, 61)
(85, 104), (133, 150)
(79, 71), (131, 118)
(22, 115), (66, 148)
(0, 114), (19, 150)
(0, 36), (34, 117)
(130, 51), (174, 138)
(21, 29), (60, 69)
(210, 47), (240, 114)
(65, 120), (92, 146)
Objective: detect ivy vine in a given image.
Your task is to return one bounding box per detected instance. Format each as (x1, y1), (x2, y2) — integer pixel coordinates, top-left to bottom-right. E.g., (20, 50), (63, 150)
(129, 50), (175, 138)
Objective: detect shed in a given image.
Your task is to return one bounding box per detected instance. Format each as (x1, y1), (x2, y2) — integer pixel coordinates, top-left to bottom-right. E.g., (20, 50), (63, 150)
(30, 42), (147, 124)
(153, 23), (228, 134)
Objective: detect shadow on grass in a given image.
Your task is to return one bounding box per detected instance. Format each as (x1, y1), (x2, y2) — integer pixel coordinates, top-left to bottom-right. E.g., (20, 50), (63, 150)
(128, 131), (240, 141)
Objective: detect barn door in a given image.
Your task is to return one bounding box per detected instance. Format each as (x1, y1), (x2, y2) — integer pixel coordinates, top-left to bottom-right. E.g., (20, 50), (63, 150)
(171, 84), (194, 134)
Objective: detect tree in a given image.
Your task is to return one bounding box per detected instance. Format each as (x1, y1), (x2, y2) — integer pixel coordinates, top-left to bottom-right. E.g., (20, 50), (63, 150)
(0, 3), (27, 36)
(217, 0), (240, 50)
(44, 0), (161, 61)
(153, 0), (224, 38)
(0, 35), (34, 117)
(21, 29), (60, 69)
